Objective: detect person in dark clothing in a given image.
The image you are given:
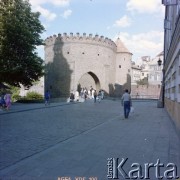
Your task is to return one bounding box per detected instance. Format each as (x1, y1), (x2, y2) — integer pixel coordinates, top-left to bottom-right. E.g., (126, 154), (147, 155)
(45, 90), (50, 105)
(121, 89), (132, 119)
(94, 90), (97, 103)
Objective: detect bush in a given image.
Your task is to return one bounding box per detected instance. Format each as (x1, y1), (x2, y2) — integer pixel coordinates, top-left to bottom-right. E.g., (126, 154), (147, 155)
(12, 94), (21, 101)
(26, 91), (43, 100)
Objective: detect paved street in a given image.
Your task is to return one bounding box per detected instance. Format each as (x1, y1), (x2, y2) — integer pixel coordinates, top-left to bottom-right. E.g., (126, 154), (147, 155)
(0, 99), (180, 180)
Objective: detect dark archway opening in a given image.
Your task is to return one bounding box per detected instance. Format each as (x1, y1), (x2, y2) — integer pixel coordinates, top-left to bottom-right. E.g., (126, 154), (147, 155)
(78, 71), (100, 91)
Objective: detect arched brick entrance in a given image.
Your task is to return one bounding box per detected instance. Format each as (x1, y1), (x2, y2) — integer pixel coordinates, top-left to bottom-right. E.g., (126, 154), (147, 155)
(78, 71), (100, 91)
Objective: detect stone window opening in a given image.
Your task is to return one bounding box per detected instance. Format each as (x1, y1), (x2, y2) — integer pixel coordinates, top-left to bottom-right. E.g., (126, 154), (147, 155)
(67, 52), (69, 54)
(82, 52), (85, 54)
(119, 65), (121, 68)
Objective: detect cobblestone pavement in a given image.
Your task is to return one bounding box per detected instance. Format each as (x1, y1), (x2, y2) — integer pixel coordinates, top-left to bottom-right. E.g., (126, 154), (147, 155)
(0, 99), (180, 180)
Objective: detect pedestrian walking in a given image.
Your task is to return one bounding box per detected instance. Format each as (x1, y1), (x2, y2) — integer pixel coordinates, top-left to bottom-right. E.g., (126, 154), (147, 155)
(98, 90), (101, 103)
(121, 89), (132, 119)
(4, 93), (11, 110)
(92, 89), (95, 99)
(0, 93), (6, 109)
(101, 89), (104, 99)
(69, 92), (75, 102)
(94, 90), (97, 103)
(75, 90), (79, 101)
(45, 90), (50, 105)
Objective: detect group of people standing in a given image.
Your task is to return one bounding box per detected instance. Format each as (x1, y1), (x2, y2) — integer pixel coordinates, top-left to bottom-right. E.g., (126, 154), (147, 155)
(93, 89), (104, 103)
(69, 86), (105, 103)
(0, 93), (11, 110)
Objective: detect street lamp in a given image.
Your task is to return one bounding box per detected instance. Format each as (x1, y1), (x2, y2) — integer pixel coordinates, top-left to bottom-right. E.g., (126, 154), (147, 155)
(157, 57), (165, 108)
(157, 58), (162, 66)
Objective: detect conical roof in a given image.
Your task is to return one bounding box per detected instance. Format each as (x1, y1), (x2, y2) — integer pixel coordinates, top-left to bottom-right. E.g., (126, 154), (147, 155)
(115, 37), (131, 54)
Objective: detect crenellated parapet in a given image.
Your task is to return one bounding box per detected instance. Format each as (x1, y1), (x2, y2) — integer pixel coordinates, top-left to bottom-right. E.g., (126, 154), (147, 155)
(44, 32), (117, 51)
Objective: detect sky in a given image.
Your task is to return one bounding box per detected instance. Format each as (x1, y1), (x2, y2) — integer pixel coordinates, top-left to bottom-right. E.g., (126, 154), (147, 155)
(29, 0), (165, 63)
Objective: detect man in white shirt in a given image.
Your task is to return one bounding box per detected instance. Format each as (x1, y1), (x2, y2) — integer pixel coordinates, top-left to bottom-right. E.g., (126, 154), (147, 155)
(121, 89), (132, 119)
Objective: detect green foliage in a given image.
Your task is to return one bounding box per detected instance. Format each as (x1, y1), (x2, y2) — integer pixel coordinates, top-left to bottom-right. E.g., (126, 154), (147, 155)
(0, 85), (20, 102)
(10, 85), (20, 102)
(12, 94), (21, 101)
(136, 77), (149, 85)
(0, 0), (45, 87)
(25, 91), (43, 100)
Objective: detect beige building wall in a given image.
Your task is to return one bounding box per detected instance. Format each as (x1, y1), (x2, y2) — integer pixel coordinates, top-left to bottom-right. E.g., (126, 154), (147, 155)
(162, 1), (180, 136)
(115, 38), (132, 95)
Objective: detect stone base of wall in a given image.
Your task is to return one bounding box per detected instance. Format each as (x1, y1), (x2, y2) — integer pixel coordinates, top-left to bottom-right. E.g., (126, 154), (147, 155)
(131, 85), (161, 99)
(165, 98), (180, 137)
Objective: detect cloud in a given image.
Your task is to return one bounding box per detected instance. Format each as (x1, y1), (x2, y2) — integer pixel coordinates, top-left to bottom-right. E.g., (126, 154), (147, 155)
(61, 9), (72, 19)
(35, 6), (57, 21)
(127, 0), (163, 14)
(29, 0), (70, 21)
(30, 0), (70, 7)
(114, 31), (164, 60)
(113, 15), (132, 28)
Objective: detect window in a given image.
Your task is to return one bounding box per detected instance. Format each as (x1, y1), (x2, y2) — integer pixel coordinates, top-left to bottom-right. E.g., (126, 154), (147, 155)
(119, 65), (121, 68)
(172, 72), (176, 80)
(171, 87), (175, 94)
(154, 74), (157, 81)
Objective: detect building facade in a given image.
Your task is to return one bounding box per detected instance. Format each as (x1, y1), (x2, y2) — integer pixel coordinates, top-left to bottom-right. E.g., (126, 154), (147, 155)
(148, 52), (163, 85)
(131, 53), (163, 85)
(131, 53), (163, 99)
(44, 33), (132, 97)
(162, 0), (180, 135)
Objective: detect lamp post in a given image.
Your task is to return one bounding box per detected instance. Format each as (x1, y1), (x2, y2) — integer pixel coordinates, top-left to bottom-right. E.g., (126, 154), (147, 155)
(157, 57), (165, 108)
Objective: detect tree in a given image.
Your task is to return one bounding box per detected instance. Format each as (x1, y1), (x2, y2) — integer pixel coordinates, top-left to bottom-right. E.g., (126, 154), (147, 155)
(136, 77), (149, 85)
(0, 0), (45, 87)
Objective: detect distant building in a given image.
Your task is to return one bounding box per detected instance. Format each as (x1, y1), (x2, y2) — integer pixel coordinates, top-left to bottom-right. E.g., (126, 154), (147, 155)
(131, 63), (141, 85)
(148, 52), (163, 85)
(131, 52), (163, 99)
(131, 52), (163, 85)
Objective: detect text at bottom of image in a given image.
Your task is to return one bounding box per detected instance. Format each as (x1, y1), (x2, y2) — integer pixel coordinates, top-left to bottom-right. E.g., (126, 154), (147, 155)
(58, 177), (98, 180)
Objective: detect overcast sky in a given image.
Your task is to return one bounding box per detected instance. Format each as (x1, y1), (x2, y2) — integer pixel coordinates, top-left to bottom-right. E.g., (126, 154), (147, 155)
(29, 0), (165, 62)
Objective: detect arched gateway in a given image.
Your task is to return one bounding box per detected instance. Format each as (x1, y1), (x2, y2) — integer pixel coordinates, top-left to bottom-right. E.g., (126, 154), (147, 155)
(44, 33), (132, 98)
(78, 72), (101, 92)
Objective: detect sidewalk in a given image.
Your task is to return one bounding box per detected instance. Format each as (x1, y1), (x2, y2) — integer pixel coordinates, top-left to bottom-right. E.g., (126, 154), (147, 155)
(0, 100), (179, 180)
